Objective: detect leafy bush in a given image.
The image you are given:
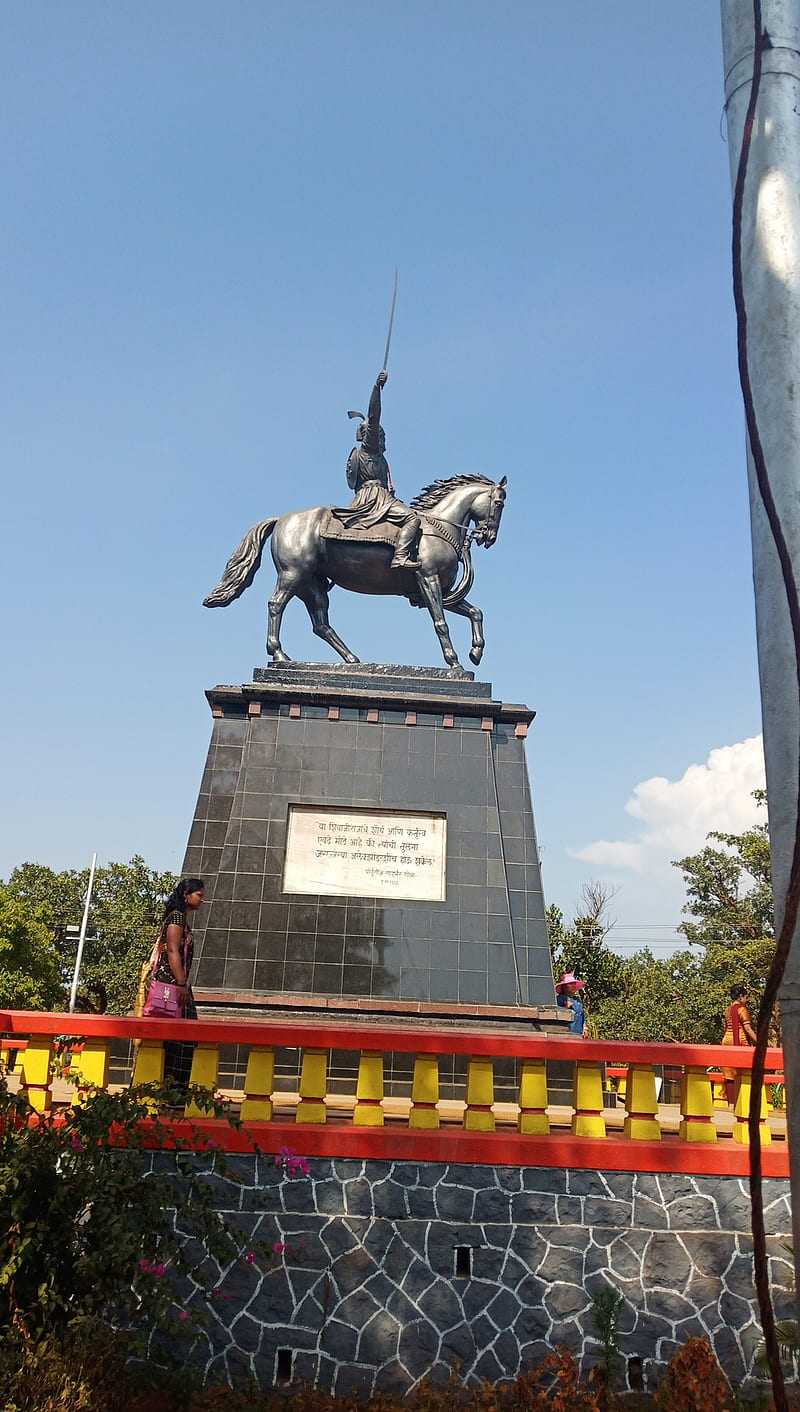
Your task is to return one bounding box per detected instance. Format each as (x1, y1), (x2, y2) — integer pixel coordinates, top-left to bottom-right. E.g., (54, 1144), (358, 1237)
(0, 1320), (135, 1412)
(0, 1072), (293, 1342)
(654, 1337), (733, 1412)
(588, 1283), (625, 1408)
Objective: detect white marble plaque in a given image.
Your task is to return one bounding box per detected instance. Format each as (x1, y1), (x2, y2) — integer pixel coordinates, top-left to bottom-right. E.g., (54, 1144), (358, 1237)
(283, 805), (447, 901)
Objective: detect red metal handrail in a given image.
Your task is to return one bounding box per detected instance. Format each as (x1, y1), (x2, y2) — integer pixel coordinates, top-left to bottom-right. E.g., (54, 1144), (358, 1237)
(0, 1010), (784, 1068)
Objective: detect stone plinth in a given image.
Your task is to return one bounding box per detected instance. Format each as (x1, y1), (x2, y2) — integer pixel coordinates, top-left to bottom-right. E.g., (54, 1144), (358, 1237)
(183, 663), (555, 1012)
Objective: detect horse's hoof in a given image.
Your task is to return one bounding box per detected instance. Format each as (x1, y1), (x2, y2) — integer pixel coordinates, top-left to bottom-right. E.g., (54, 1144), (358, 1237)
(345, 655), (360, 664)
(469, 647), (483, 665)
(447, 664), (469, 679)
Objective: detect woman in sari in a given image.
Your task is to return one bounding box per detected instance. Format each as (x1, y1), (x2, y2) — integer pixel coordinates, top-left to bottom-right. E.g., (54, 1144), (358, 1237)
(721, 983), (757, 1105)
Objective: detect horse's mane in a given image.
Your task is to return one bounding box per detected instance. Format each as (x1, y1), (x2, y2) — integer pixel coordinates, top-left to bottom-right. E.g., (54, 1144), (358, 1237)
(410, 474), (495, 513)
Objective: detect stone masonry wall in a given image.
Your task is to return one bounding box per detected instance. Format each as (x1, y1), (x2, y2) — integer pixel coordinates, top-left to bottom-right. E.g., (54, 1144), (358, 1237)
(150, 1154), (793, 1396)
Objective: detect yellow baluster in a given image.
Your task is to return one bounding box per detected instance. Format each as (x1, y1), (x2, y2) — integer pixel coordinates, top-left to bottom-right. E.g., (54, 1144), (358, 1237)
(733, 1070), (771, 1145)
(623, 1063), (661, 1140)
(465, 1057), (495, 1132)
(132, 1039), (165, 1100)
(679, 1066), (717, 1142)
(518, 1058), (550, 1135)
(572, 1060), (606, 1138)
(20, 1038), (54, 1113)
(354, 1050), (384, 1126)
(186, 1044), (220, 1118)
(241, 1046), (275, 1122)
(296, 1048), (327, 1124)
(410, 1055), (440, 1129)
(73, 1039), (110, 1105)
(711, 1072), (728, 1108)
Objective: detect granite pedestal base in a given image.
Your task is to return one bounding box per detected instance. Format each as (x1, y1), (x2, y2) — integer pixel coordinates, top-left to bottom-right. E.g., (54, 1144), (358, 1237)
(182, 664), (556, 1014)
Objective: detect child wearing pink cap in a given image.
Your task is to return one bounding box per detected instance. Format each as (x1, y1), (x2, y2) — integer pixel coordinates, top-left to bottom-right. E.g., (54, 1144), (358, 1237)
(555, 972), (588, 1037)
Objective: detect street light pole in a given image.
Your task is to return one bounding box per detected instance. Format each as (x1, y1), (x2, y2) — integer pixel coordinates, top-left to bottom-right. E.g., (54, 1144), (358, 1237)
(720, 0), (800, 1397)
(68, 852), (97, 1014)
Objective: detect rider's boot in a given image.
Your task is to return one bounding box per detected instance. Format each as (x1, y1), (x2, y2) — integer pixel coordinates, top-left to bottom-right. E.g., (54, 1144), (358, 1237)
(390, 517), (421, 569)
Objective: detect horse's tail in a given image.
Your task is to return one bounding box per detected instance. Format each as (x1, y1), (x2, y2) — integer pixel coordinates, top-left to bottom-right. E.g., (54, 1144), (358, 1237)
(203, 517), (278, 607)
(442, 537), (475, 608)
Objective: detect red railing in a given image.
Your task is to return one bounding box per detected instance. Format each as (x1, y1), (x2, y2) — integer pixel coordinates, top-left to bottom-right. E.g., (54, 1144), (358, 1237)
(0, 1010), (787, 1177)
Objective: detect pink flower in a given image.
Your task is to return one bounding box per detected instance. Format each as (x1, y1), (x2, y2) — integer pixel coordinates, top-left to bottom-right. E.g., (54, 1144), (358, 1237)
(275, 1146), (310, 1177)
(212, 1287), (221, 1297)
(244, 1250), (255, 1265)
(70, 1137), (85, 1153)
(273, 1242), (286, 1254)
(205, 1139), (216, 1149)
(178, 1311), (190, 1322)
(154, 1263), (166, 1277)
(224, 1295), (232, 1303)
(139, 1259), (152, 1273)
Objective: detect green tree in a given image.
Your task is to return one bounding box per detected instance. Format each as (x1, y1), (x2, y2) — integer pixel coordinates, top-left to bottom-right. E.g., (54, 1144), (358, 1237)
(593, 938), (776, 1044)
(547, 881), (625, 1017)
(0, 886), (63, 1010)
(3, 857), (178, 1014)
(672, 789), (773, 944)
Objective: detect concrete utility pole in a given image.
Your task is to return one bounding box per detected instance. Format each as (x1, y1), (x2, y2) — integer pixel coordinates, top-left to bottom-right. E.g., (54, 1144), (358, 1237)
(720, 0), (800, 1297)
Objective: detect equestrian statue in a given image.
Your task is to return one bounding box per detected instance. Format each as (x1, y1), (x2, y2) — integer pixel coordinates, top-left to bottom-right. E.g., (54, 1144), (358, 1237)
(203, 368), (506, 675)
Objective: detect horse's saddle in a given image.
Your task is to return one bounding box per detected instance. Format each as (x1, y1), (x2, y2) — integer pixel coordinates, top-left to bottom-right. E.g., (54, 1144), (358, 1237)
(321, 509), (462, 554)
(321, 510), (398, 549)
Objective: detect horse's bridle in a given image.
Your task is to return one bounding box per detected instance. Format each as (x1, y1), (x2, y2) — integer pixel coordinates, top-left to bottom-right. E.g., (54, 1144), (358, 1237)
(422, 478), (506, 556)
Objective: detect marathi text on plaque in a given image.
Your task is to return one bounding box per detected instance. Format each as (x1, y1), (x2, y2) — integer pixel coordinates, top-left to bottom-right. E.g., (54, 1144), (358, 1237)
(283, 805), (447, 901)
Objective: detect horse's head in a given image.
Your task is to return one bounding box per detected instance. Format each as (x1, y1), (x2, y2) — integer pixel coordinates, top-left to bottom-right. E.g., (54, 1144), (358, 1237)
(473, 476), (507, 547)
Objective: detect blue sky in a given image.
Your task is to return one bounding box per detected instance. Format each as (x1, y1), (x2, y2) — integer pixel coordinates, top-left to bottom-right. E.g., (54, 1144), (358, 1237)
(1, 3), (765, 952)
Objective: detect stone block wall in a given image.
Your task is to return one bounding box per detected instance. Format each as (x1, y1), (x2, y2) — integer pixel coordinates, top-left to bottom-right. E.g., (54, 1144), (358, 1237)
(149, 1154), (792, 1395)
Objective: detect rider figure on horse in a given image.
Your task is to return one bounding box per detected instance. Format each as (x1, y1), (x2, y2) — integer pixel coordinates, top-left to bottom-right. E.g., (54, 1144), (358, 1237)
(331, 369), (421, 570)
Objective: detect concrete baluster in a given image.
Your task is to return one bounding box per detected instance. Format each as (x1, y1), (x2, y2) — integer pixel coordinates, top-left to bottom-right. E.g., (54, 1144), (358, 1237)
(571, 1060), (606, 1138)
(296, 1048), (328, 1124)
(623, 1063), (661, 1140)
(679, 1066), (717, 1143)
(354, 1050), (384, 1126)
(74, 1039), (110, 1105)
(241, 1046), (275, 1122)
(20, 1037), (54, 1113)
(733, 1069), (772, 1145)
(132, 1039), (166, 1096)
(517, 1058), (550, 1135)
(410, 1055), (440, 1129)
(186, 1044), (220, 1118)
(465, 1056), (495, 1131)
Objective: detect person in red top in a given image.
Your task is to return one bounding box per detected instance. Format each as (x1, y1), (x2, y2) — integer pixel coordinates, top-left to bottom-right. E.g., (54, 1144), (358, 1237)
(721, 983), (757, 1105)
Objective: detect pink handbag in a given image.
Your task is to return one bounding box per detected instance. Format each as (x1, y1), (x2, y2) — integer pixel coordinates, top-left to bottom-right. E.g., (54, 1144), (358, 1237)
(142, 929), (185, 1018)
(143, 979), (182, 1018)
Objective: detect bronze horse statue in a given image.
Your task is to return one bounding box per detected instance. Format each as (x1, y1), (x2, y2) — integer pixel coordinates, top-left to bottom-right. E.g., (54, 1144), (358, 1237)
(203, 473), (506, 673)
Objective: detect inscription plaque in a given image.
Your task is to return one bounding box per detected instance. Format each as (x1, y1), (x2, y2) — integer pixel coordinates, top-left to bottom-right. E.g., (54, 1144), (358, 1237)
(283, 805), (447, 901)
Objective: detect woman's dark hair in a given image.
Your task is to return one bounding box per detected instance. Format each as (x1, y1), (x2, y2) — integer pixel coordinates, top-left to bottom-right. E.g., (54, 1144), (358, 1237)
(162, 877), (205, 920)
(730, 983), (748, 1001)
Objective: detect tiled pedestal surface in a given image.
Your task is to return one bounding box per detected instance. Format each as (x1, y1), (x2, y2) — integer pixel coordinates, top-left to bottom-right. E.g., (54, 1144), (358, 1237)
(152, 1156), (792, 1395)
(184, 664), (555, 1010)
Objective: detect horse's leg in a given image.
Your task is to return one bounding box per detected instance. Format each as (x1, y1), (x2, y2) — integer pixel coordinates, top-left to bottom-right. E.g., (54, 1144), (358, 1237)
(267, 509), (328, 663)
(299, 578), (360, 664)
(414, 569), (465, 672)
(445, 598), (484, 665)
(267, 571), (296, 662)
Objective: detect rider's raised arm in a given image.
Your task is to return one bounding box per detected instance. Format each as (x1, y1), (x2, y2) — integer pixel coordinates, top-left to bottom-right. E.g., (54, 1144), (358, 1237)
(362, 369), (388, 452)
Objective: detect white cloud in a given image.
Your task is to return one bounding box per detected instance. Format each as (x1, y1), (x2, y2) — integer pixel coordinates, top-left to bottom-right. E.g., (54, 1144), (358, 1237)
(568, 735), (766, 871)
(572, 840), (646, 872)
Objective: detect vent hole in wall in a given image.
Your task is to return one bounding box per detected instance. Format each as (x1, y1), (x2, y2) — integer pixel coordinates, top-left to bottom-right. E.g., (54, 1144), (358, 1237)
(276, 1349), (293, 1384)
(627, 1357), (644, 1391)
(455, 1247), (472, 1279)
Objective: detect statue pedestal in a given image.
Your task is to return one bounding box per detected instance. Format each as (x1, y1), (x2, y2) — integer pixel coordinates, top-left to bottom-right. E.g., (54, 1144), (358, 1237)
(183, 663), (557, 1019)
